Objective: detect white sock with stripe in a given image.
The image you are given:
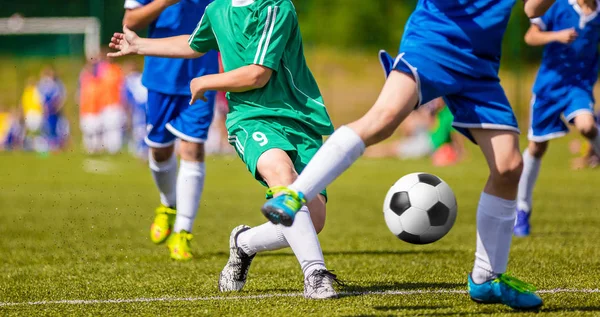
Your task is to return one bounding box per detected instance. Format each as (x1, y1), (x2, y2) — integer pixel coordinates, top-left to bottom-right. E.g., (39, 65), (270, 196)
(173, 160), (205, 233)
(149, 152), (178, 208)
(516, 149), (541, 213)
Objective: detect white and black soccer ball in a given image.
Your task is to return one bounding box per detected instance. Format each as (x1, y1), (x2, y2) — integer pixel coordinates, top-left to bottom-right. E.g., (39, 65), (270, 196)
(383, 173), (457, 244)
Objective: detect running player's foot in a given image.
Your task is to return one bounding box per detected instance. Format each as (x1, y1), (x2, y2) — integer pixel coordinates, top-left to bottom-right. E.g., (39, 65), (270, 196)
(150, 205), (177, 244)
(167, 231), (194, 261)
(261, 187), (306, 226)
(304, 269), (342, 299)
(468, 273), (543, 310)
(219, 225), (255, 292)
(513, 209), (531, 237)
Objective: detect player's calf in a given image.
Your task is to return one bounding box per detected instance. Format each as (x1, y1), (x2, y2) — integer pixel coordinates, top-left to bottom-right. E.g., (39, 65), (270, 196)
(527, 141), (548, 159)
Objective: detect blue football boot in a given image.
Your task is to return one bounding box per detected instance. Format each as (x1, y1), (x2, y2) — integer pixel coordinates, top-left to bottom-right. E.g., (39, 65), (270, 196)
(514, 209), (531, 237)
(261, 186), (306, 226)
(468, 273), (543, 311)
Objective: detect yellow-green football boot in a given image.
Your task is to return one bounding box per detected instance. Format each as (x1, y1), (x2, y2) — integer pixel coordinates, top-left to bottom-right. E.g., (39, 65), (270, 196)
(150, 205), (177, 244)
(167, 231), (194, 261)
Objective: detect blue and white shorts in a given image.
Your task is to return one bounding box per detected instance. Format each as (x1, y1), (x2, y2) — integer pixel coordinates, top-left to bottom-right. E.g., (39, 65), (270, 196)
(390, 52), (519, 143)
(528, 88), (595, 142)
(145, 90), (216, 147)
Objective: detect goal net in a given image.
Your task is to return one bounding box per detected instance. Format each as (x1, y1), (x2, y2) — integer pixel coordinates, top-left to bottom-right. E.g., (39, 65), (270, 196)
(0, 15), (101, 59)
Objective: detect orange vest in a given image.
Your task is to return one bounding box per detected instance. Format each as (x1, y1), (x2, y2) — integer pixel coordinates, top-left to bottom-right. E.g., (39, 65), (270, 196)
(98, 63), (123, 108)
(79, 70), (101, 115)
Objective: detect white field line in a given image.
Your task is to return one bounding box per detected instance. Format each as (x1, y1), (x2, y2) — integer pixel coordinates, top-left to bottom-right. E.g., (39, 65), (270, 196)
(1, 288), (599, 307)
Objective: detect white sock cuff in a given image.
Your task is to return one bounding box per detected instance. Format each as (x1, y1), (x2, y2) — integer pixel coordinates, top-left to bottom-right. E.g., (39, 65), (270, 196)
(479, 192), (516, 218)
(179, 160), (205, 175)
(149, 152), (177, 172)
(337, 125), (366, 159)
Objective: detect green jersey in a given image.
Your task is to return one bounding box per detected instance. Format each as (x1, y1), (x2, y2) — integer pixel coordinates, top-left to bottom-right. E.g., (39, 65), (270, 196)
(188, 0), (334, 136)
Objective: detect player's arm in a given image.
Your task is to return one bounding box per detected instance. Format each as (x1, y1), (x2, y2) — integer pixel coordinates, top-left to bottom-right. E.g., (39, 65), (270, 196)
(123, 0), (179, 31)
(524, 0), (556, 18)
(524, 24), (578, 46)
(189, 66), (273, 103)
(108, 26), (202, 58)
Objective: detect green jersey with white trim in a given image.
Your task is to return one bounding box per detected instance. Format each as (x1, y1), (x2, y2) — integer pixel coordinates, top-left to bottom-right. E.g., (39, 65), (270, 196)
(188, 0), (333, 135)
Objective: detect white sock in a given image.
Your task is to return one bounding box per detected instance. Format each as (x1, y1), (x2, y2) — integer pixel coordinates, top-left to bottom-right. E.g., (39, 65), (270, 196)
(590, 131), (600, 157)
(237, 222), (289, 255)
(472, 192), (516, 284)
(173, 160), (205, 233)
(103, 129), (123, 154)
(290, 126), (365, 201)
(281, 206), (326, 277)
(148, 152), (178, 208)
(516, 149), (541, 212)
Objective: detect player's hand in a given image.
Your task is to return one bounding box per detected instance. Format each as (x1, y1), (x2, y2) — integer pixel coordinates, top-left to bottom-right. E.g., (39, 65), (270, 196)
(190, 77), (208, 104)
(555, 28), (578, 44)
(107, 26), (140, 57)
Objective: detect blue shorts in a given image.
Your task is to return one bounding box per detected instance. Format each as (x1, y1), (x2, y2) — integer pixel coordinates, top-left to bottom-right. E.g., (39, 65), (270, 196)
(145, 90), (216, 147)
(392, 52), (519, 143)
(528, 88), (595, 142)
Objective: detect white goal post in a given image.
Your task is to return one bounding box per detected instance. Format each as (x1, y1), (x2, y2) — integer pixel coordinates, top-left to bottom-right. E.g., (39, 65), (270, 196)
(0, 15), (101, 59)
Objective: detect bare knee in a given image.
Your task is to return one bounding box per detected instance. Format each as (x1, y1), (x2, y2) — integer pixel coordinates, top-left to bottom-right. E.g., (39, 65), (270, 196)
(257, 150), (298, 186)
(577, 120), (598, 140)
(179, 140), (205, 162)
(151, 146), (174, 162)
(490, 151), (523, 188)
(528, 141), (548, 159)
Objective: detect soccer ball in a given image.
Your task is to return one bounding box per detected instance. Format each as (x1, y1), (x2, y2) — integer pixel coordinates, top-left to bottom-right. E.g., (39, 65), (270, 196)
(383, 173), (457, 244)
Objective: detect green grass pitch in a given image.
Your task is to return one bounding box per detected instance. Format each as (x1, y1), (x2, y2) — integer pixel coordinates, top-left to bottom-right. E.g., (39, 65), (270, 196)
(1, 138), (599, 316)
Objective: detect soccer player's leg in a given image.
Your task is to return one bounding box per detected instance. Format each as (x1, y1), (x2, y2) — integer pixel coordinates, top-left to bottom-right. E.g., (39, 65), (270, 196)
(145, 91), (179, 245)
(262, 53), (457, 225)
(451, 82), (542, 310)
(221, 120), (338, 298)
(516, 95), (570, 236)
(566, 89), (600, 156)
(164, 91), (215, 261)
(220, 119), (296, 292)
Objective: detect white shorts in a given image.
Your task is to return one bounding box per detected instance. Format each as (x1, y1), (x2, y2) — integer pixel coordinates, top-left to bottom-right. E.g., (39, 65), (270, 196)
(25, 111), (43, 132)
(102, 105), (126, 131)
(80, 114), (102, 135)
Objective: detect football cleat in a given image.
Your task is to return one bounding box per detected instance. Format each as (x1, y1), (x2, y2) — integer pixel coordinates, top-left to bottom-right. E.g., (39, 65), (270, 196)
(261, 186), (306, 226)
(167, 231), (194, 261)
(513, 209), (531, 237)
(468, 273), (543, 310)
(219, 225), (255, 292)
(150, 205), (177, 244)
(304, 269), (343, 300)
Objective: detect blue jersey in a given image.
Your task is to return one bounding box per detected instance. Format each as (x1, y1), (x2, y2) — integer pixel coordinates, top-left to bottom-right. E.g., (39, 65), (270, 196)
(124, 0), (219, 95)
(400, 0), (516, 78)
(37, 77), (65, 115)
(531, 0), (600, 97)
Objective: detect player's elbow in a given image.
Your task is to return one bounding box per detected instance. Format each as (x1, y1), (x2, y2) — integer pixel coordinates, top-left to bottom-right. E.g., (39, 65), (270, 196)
(524, 32), (535, 45)
(248, 66), (272, 89)
(524, 0), (553, 18)
(122, 13), (144, 31)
